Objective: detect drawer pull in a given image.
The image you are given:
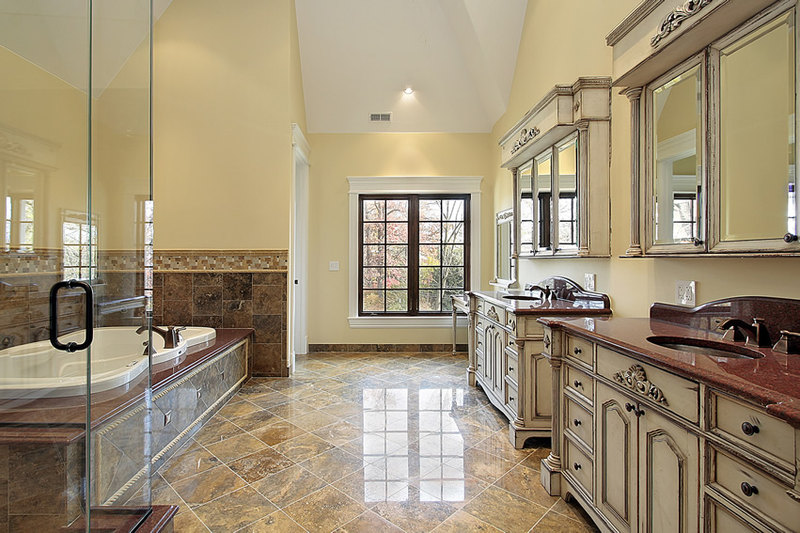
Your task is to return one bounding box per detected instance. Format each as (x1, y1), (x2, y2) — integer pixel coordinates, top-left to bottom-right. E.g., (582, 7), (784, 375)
(509, 396), (515, 402)
(573, 462), (582, 471)
(573, 418), (582, 427)
(509, 366), (515, 372)
(573, 380), (582, 388)
(740, 482), (758, 497)
(741, 422), (760, 436)
(573, 347), (582, 355)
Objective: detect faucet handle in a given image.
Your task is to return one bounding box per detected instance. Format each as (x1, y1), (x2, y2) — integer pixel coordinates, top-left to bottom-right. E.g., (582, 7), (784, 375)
(772, 330), (800, 355)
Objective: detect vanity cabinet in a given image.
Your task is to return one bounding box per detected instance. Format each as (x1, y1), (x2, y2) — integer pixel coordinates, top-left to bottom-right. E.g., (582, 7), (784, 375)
(471, 292), (551, 447)
(467, 280), (611, 448)
(541, 323), (800, 533)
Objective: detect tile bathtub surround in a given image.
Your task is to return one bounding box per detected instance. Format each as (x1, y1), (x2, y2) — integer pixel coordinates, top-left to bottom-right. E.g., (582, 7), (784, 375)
(152, 271), (288, 377)
(152, 351), (598, 532)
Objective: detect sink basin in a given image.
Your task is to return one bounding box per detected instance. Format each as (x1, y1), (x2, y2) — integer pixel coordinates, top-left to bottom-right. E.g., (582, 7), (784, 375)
(647, 336), (764, 359)
(502, 294), (541, 301)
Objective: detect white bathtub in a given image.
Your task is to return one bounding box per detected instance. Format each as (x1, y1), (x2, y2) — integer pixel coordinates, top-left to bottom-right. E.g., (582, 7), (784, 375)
(0, 326), (216, 399)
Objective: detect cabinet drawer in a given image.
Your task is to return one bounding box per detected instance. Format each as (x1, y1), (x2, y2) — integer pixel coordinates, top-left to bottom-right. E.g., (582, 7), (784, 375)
(710, 446), (800, 532)
(564, 436), (593, 497)
(706, 496), (760, 532)
(505, 349), (518, 384)
(565, 396), (593, 450)
(505, 333), (517, 355)
(505, 381), (519, 413)
(506, 313), (517, 335)
(711, 393), (795, 467)
(483, 302), (506, 325)
(566, 335), (593, 367)
(597, 346), (699, 424)
(565, 364), (593, 404)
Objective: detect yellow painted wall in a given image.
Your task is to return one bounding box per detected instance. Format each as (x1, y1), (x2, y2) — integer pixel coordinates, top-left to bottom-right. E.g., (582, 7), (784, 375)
(289, 0), (307, 133)
(152, 0), (296, 250)
(306, 133), (494, 344)
(494, 0), (800, 317)
(0, 46), (88, 250)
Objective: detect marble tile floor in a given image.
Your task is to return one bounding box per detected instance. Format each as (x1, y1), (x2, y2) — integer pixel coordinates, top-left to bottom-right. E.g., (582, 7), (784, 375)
(152, 351), (598, 532)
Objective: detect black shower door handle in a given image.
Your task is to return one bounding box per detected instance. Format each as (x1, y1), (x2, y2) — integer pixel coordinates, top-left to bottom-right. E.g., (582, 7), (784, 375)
(49, 279), (94, 352)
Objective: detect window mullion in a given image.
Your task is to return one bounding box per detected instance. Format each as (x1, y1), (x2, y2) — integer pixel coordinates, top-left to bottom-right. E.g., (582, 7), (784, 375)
(409, 195), (419, 315)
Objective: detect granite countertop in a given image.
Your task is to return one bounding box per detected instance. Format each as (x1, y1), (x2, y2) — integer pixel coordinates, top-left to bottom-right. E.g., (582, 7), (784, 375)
(469, 290), (611, 316)
(538, 316), (800, 428)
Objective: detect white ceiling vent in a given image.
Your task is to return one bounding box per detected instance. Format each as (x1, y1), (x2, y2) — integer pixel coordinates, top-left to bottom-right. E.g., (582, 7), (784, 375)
(369, 112), (392, 122)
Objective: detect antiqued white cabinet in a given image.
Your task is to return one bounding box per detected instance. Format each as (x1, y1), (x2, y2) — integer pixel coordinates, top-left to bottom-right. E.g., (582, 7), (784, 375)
(541, 322), (800, 533)
(593, 382), (700, 533)
(466, 281), (611, 448)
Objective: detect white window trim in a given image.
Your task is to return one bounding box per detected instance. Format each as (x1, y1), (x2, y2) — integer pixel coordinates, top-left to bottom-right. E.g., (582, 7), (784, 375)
(348, 176), (482, 328)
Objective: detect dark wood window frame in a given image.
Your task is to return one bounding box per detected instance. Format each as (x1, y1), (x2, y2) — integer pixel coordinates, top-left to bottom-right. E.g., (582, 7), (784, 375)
(358, 193), (470, 316)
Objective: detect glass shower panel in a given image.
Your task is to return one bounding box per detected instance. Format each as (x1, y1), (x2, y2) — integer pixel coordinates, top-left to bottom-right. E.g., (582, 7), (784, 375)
(0, 1), (92, 530)
(0, 1), (153, 530)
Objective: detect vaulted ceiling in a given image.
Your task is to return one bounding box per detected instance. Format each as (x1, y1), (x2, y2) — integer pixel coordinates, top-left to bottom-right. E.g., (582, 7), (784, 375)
(295, 0), (527, 133)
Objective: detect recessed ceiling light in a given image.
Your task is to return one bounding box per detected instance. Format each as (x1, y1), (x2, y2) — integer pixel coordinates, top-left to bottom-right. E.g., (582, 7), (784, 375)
(403, 87), (414, 95)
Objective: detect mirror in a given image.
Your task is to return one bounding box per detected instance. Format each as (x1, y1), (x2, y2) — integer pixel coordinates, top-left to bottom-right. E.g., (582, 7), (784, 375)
(557, 135), (579, 250)
(494, 209), (515, 287)
(651, 63), (702, 247)
(718, 10), (796, 243)
(519, 162), (534, 255)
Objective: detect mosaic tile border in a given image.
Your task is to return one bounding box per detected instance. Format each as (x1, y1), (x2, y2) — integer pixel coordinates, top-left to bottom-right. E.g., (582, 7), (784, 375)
(1, 249), (289, 275)
(309, 343), (468, 353)
(156, 249), (288, 271)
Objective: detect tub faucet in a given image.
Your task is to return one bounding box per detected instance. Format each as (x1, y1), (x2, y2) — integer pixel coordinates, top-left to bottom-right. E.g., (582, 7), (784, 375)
(136, 325), (186, 349)
(719, 318), (771, 348)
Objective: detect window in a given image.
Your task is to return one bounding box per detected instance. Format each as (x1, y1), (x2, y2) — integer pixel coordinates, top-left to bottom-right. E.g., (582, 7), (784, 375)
(3, 195), (34, 253)
(62, 211), (98, 280)
(359, 195), (469, 316)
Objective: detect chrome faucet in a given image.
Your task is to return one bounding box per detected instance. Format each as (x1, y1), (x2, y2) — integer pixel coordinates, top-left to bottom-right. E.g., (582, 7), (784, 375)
(136, 325), (186, 349)
(718, 318), (772, 348)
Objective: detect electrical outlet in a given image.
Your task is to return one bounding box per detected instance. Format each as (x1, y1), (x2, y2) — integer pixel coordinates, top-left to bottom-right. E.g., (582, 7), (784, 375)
(329, 261), (340, 271)
(584, 273), (596, 291)
(676, 280), (696, 307)
(163, 410), (172, 427)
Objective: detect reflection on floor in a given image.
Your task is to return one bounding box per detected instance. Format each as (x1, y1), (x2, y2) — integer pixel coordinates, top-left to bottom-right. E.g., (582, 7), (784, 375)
(152, 352), (598, 532)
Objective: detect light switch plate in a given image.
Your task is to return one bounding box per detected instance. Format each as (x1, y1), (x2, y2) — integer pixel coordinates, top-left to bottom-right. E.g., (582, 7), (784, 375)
(584, 273), (596, 291)
(676, 280), (696, 307)
(329, 261), (340, 271)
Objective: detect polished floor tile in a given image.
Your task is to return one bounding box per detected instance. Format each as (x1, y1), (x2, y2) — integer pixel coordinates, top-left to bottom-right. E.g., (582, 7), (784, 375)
(153, 351), (598, 532)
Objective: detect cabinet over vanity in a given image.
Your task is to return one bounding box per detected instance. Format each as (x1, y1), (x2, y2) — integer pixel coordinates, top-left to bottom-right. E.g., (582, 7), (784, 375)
(540, 297), (800, 532)
(466, 277), (610, 448)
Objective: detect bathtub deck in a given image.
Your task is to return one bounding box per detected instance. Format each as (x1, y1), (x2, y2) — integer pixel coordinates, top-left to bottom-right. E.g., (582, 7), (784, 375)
(0, 328), (253, 444)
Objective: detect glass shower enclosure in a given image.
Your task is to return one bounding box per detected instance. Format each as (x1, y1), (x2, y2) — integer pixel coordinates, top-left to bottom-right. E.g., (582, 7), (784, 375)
(0, 1), (154, 530)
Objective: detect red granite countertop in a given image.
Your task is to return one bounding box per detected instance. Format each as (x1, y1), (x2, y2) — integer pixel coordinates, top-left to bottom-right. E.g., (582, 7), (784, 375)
(469, 290), (611, 316)
(0, 328), (253, 444)
(538, 316), (800, 428)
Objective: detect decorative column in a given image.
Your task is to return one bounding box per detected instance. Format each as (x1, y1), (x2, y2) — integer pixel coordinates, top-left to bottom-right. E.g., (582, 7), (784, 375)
(624, 87), (644, 256)
(509, 338), (526, 448)
(510, 167), (519, 285)
(576, 120), (590, 256)
(466, 308), (477, 386)
(540, 327), (563, 496)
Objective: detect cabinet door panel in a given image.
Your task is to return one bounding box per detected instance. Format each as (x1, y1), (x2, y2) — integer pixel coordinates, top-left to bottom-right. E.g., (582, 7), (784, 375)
(596, 382), (636, 533)
(639, 408), (699, 533)
(534, 354), (552, 417)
